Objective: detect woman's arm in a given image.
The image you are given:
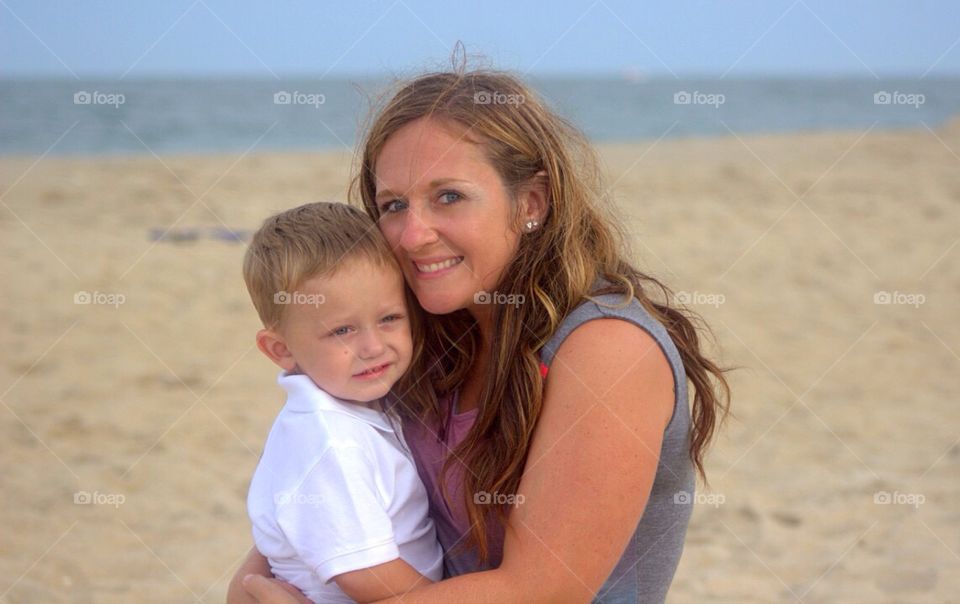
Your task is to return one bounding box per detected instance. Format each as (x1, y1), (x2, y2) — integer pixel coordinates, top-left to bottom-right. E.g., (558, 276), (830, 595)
(365, 318), (675, 603)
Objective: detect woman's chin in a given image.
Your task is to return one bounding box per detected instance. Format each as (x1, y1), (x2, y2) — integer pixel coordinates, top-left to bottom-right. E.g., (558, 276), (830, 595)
(416, 292), (467, 316)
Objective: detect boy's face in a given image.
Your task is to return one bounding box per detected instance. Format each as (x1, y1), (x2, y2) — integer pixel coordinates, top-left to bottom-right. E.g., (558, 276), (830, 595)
(259, 257), (413, 404)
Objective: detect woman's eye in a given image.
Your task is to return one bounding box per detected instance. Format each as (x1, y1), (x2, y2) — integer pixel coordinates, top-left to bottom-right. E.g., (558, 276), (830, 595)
(380, 199), (406, 214)
(439, 191), (462, 204)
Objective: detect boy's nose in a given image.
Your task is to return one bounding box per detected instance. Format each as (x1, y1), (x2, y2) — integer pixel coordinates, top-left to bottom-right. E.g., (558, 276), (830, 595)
(357, 328), (386, 358)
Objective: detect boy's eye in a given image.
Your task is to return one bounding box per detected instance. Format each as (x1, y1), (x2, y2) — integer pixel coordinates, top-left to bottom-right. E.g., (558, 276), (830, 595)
(329, 326), (352, 337)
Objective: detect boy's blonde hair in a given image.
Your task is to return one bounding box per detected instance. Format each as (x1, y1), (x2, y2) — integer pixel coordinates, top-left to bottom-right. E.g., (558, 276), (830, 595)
(243, 202), (399, 328)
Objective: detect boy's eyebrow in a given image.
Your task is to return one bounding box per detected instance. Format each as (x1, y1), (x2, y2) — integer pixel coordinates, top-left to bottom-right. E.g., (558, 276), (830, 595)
(375, 178), (472, 202)
(315, 303), (406, 326)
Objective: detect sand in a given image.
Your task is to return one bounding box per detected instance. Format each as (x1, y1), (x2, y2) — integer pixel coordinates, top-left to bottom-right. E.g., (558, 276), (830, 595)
(2, 119), (959, 602)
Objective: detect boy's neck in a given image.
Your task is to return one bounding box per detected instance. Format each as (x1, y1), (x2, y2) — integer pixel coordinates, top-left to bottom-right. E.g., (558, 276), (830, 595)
(293, 369), (388, 409)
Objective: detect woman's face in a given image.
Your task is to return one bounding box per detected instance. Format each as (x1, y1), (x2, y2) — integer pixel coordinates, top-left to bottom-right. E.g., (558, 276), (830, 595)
(373, 117), (522, 317)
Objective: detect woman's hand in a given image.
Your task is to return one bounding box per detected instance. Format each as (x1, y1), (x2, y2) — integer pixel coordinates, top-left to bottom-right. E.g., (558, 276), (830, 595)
(226, 546), (310, 604)
(240, 575), (312, 604)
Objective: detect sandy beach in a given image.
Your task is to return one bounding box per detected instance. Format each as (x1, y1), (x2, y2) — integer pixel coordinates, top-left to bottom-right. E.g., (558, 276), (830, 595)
(2, 120), (959, 602)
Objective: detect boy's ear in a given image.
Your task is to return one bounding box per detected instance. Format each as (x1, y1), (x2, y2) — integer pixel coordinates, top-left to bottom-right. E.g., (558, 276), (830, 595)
(256, 328), (297, 372)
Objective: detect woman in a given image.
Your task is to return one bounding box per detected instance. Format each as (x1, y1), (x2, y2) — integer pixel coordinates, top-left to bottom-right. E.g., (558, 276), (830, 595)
(229, 66), (730, 603)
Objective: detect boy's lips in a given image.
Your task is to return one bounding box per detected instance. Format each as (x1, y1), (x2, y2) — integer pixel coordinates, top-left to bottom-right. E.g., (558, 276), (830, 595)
(353, 362), (391, 378)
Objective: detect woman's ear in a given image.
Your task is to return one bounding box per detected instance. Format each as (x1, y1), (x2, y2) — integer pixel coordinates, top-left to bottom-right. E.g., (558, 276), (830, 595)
(519, 170), (550, 226)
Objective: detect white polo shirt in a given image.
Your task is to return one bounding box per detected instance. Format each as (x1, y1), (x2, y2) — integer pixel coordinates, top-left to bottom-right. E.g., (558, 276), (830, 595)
(248, 371), (443, 603)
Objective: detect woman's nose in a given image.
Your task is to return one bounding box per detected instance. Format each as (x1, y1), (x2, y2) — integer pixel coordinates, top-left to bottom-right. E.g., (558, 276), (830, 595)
(398, 208), (439, 251)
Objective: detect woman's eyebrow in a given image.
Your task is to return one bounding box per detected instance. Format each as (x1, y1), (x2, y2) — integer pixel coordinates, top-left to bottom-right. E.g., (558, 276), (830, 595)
(374, 188), (398, 202)
(428, 177), (472, 187)
(375, 178), (473, 201)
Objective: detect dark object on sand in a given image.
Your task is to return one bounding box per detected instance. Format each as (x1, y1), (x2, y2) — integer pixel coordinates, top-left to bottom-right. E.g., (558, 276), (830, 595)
(148, 227), (252, 243)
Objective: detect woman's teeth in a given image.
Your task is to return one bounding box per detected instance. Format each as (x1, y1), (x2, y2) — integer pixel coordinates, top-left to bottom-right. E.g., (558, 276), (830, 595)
(416, 257), (463, 273)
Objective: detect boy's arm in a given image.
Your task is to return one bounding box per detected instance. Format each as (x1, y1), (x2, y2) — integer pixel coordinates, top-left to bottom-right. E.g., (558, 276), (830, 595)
(226, 546), (274, 604)
(333, 557), (434, 603)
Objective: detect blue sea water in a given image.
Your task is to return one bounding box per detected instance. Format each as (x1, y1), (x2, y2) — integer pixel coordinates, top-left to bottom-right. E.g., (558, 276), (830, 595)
(1, 77), (958, 156)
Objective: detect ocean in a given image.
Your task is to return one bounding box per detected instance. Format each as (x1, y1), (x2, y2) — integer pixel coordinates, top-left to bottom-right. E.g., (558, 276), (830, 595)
(1, 76), (958, 156)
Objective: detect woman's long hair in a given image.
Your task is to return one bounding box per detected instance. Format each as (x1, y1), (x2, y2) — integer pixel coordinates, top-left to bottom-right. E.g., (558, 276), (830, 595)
(349, 61), (732, 565)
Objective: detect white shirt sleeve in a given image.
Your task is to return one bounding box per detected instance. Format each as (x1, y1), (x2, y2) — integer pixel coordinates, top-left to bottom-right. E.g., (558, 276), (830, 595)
(276, 444), (399, 585)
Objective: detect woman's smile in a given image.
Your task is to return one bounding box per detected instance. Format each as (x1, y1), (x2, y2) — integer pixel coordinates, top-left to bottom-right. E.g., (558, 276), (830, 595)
(413, 255), (464, 276)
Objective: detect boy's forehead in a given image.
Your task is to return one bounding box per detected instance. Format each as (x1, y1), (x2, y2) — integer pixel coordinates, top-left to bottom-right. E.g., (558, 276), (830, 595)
(286, 288), (402, 324)
(301, 257), (402, 288)
(298, 290), (405, 327)
(296, 262), (404, 305)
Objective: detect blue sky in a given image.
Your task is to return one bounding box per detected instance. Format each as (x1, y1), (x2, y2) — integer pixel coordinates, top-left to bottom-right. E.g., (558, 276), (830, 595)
(2, 0), (958, 78)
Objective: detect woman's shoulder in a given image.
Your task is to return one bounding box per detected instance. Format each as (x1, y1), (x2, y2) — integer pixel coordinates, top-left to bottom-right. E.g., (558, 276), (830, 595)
(539, 284), (680, 372)
(542, 317), (676, 430)
(537, 281), (689, 430)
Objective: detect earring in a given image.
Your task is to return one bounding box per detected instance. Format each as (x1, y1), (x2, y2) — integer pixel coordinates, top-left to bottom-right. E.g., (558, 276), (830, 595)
(525, 220), (540, 232)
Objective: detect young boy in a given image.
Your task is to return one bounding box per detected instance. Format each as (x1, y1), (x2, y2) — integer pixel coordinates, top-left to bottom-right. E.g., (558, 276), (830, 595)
(243, 202), (443, 603)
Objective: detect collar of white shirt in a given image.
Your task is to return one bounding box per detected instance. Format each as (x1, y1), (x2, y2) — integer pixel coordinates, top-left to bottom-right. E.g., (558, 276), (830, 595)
(277, 371), (395, 433)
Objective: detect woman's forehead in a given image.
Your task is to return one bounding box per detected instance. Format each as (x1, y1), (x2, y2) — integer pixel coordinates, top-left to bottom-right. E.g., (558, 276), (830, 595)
(374, 119), (490, 190)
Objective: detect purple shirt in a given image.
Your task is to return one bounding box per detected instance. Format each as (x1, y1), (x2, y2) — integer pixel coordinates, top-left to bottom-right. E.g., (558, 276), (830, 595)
(394, 284), (694, 602)
(400, 390), (504, 578)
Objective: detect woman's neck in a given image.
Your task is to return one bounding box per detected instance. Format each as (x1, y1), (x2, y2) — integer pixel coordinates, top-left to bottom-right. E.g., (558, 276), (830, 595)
(455, 312), (492, 415)
(469, 305), (495, 351)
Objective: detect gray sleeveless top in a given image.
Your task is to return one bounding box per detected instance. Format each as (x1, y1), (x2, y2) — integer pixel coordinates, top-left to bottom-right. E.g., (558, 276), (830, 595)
(538, 287), (695, 603)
